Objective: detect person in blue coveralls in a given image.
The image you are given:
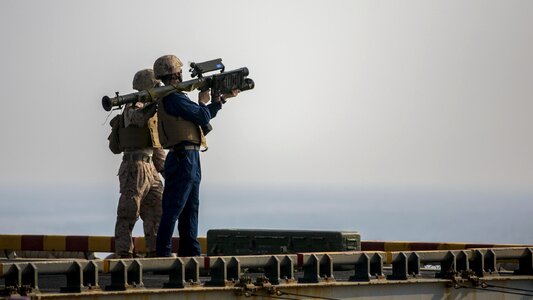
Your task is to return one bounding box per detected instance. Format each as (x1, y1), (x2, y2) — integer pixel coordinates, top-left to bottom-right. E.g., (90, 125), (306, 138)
(153, 54), (239, 257)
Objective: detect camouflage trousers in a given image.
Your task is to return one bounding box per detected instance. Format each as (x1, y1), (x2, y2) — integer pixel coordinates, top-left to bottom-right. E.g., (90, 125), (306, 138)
(114, 159), (163, 256)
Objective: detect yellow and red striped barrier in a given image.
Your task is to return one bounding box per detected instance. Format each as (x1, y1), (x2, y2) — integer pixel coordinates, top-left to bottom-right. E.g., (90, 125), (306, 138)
(0, 235), (528, 254)
(361, 240), (530, 252)
(0, 235), (207, 254)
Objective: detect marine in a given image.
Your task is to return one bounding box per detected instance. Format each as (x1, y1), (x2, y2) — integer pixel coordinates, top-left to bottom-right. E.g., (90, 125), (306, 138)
(113, 69), (165, 258)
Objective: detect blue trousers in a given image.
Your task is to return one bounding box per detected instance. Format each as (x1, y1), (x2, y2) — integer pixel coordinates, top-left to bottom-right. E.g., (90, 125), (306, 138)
(156, 149), (202, 257)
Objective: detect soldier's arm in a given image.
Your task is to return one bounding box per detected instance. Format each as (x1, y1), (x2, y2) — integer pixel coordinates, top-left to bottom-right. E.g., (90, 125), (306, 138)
(163, 93), (221, 126)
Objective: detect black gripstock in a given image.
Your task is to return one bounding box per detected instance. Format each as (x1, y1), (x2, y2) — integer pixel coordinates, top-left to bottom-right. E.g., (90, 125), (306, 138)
(102, 62), (254, 111)
(189, 59), (254, 97)
(207, 67), (255, 98)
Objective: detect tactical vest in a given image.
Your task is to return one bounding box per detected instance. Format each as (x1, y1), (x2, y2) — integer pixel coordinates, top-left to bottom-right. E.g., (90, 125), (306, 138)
(157, 98), (206, 149)
(118, 114), (161, 150)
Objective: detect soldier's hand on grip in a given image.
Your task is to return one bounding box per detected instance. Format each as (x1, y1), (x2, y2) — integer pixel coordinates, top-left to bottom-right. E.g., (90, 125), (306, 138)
(198, 90), (210, 105)
(220, 89), (240, 103)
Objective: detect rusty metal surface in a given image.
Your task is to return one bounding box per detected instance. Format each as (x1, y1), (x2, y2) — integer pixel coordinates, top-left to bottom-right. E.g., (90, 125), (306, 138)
(1, 247), (533, 299)
(4, 276), (533, 299)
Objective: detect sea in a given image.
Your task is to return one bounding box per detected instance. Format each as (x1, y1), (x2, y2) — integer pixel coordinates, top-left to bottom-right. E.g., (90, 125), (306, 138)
(1, 184), (532, 245)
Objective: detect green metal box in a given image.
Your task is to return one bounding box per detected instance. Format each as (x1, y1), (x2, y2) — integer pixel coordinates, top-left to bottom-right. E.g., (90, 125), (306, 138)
(207, 229), (361, 256)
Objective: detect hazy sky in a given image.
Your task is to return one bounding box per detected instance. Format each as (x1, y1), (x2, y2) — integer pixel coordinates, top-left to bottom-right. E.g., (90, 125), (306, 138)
(0, 1), (532, 242)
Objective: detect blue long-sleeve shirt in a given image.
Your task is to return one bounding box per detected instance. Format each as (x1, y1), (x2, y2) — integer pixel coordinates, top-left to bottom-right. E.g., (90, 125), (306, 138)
(163, 92), (222, 126)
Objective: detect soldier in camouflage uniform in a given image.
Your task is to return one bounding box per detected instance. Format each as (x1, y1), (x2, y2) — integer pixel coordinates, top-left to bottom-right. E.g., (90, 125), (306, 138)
(114, 69), (166, 258)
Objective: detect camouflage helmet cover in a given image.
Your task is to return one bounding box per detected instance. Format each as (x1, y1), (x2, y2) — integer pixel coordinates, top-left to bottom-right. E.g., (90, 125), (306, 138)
(153, 55), (184, 79)
(132, 69), (160, 91)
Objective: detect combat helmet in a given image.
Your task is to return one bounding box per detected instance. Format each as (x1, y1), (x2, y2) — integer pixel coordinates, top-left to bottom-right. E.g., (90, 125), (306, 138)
(153, 55), (183, 79)
(132, 69), (160, 91)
